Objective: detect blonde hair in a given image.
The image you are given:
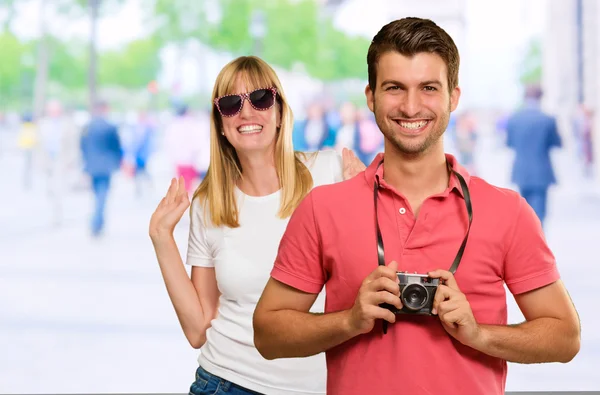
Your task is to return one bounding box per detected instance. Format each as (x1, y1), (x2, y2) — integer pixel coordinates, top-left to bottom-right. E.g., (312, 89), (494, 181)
(192, 56), (314, 228)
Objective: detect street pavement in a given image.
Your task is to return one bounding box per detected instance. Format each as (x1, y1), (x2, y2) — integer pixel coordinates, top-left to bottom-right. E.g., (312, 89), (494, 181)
(0, 126), (598, 393)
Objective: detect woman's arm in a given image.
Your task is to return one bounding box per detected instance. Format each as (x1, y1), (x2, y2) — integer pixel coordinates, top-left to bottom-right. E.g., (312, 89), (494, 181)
(152, 235), (220, 348)
(150, 177), (220, 348)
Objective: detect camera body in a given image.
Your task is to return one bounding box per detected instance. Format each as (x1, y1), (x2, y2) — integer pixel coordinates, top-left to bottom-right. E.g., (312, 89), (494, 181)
(391, 272), (439, 315)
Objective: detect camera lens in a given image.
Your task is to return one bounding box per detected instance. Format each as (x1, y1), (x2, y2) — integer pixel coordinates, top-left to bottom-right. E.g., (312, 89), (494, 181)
(401, 283), (428, 311)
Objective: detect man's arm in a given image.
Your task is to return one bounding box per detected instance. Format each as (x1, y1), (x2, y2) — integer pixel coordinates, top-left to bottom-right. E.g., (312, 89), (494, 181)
(475, 280), (580, 363)
(549, 117), (562, 148)
(253, 278), (357, 360)
(110, 124), (123, 162)
(431, 272), (580, 364)
(474, 192), (580, 363)
(253, 261), (402, 360)
(505, 117), (514, 148)
(254, 190), (402, 360)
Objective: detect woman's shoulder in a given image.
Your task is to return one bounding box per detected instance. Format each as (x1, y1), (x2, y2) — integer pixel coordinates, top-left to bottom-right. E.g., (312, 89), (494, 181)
(297, 149), (340, 169)
(190, 194), (217, 230)
(296, 150), (343, 185)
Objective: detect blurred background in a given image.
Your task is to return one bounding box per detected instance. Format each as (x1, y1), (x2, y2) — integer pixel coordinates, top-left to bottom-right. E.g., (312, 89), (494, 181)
(0, 0), (598, 392)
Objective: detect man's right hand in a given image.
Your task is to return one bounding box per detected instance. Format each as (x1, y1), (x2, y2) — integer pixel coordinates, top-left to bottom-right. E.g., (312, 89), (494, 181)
(346, 260), (402, 335)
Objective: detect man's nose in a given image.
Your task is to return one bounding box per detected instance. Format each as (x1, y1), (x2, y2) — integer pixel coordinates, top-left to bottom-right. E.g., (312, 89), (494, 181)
(400, 90), (422, 118)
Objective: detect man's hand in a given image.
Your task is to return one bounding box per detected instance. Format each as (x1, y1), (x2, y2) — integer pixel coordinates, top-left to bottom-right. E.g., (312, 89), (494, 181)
(347, 260), (402, 335)
(342, 147), (367, 180)
(429, 269), (482, 349)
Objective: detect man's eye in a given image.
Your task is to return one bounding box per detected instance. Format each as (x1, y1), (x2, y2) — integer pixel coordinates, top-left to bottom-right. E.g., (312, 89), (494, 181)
(424, 86), (437, 91)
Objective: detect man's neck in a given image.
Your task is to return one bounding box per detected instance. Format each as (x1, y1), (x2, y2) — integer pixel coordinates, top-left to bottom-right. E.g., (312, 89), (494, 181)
(237, 149), (280, 197)
(382, 142), (450, 202)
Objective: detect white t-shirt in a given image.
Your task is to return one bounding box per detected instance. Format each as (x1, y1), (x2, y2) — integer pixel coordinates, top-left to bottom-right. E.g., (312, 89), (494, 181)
(186, 150), (343, 395)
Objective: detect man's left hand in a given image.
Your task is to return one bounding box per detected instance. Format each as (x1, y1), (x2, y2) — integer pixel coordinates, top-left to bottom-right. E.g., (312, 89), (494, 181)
(429, 269), (483, 349)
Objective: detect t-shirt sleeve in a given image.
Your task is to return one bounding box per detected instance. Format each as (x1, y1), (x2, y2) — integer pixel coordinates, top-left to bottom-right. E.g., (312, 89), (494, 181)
(186, 198), (215, 267)
(503, 196), (560, 295)
(271, 192), (325, 294)
(330, 150), (344, 183)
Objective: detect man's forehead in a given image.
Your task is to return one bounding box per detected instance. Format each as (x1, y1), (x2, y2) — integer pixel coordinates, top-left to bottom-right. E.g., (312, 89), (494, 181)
(377, 51), (448, 83)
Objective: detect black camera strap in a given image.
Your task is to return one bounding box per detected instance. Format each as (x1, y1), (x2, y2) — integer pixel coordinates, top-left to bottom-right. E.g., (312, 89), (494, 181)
(373, 159), (473, 334)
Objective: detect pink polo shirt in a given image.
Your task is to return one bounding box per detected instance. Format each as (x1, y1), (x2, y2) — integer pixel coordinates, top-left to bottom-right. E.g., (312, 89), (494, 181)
(271, 153), (560, 395)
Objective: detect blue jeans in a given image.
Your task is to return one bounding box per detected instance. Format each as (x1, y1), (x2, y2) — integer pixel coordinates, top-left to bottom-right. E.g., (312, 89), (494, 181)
(189, 366), (263, 395)
(91, 175), (111, 235)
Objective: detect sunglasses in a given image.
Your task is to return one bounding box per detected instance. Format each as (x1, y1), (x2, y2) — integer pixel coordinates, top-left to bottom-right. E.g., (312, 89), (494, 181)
(214, 87), (278, 117)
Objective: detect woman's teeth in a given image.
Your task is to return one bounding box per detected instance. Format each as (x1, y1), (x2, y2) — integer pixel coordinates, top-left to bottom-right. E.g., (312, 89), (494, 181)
(238, 125), (263, 134)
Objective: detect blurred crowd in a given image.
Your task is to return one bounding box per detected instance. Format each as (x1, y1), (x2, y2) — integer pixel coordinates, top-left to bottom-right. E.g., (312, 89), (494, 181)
(0, 84), (596, 236)
(1, 97), (391, 196)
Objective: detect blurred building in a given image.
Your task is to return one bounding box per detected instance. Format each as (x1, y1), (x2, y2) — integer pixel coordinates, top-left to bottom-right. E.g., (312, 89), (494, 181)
(543, 0), (600, 185)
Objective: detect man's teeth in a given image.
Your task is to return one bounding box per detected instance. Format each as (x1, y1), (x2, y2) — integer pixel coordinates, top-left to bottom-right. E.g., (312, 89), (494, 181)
(398, 120), (428, 129)
(238, 125), (263, 134)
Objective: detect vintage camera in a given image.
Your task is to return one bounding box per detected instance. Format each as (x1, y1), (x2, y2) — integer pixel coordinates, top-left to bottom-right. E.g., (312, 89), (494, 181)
(392, 272), (440, 315)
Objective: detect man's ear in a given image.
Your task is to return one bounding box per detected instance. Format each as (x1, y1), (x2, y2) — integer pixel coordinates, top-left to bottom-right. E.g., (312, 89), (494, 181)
(365, 84), (375, 113)
(450, 86), (461, 113)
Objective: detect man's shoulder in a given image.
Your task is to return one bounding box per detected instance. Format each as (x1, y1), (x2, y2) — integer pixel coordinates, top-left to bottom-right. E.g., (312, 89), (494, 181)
(469, 176), (522, 210)
(87, 118), (115, 131)
(309, 172), (368, 207)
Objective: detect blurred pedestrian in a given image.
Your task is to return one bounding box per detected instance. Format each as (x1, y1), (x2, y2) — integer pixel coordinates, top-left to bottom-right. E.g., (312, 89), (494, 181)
(80, 100), (123, 237)
(506, 85), (562, 228)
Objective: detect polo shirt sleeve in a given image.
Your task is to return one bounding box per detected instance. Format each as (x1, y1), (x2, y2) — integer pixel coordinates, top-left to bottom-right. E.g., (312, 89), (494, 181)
(503, 196), (560, 295)
(271, 192), (325, 294)
(186, 198), (215, 267)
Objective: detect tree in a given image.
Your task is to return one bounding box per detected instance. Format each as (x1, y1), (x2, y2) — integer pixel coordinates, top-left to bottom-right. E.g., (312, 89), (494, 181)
(147, 0), (370, 82)
(260, 0), (320, 70)
(47, 37), (87, 90)
(148, 0), (209, 44)
(308, 18), (369, 81)
(33, 0), (50, 118)
(61, 0), (125, 108)
(206, 0), (254, 55)
(0, 33), (33, 106)
(0, 0), (17, 33)
(520, 38), (542, 85)
(209, 0), (370, 80)
(146, 0), (209, 91)
(99, 37), (161, 89)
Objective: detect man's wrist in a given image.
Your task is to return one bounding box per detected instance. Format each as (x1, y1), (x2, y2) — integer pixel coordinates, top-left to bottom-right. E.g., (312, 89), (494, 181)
(341, 309), (362, 339)
(469, 324), (490, 352)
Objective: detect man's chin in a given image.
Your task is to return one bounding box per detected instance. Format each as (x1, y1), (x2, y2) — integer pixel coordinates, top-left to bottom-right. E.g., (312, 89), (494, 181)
(386, 135), (437, 156)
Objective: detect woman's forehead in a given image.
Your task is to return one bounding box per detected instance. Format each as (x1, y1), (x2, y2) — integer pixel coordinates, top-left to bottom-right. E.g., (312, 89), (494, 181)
(222, 71), (273, 95)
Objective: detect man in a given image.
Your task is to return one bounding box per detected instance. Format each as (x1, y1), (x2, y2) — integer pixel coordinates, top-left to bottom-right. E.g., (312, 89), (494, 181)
(80, 100), (123, 236)
(253, 18), (580, 395)
(506, 85), (562, 228)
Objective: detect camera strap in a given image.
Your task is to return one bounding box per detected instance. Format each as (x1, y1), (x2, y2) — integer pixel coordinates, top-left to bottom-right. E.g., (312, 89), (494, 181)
(373, 158), (473, 333)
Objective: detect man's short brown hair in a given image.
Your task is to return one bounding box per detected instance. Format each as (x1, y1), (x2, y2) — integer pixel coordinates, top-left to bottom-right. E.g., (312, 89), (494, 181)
(367, 17), (460, 93)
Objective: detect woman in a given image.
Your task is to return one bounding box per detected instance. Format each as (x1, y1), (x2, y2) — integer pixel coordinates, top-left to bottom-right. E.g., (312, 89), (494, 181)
(149, 56), (365, 395)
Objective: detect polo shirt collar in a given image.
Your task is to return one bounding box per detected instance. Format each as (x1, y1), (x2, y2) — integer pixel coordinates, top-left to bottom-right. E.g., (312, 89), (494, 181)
(363, 153), (471, 198)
